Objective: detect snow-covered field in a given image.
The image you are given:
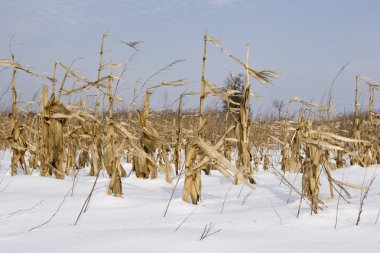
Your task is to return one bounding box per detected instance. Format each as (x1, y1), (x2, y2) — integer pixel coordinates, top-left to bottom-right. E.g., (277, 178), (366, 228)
(0, 150), (379, 253)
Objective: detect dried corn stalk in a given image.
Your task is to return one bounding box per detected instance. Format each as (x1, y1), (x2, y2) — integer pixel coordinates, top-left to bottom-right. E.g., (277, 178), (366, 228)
(183, 31), (209, 203)
(234, 44), (255, 184)
(133, 89), (173, 183)
(9, 67), (29, 176)
(106, 62), (123, 196)
(288, 109), (306, 172)
(336, 149), (344, 168)
(183, 142), (202, 204)
(43, 94), (71, 179)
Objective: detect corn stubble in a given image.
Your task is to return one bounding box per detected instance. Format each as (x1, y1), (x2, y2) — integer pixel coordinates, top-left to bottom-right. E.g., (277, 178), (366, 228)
(0, 33), (379, 217)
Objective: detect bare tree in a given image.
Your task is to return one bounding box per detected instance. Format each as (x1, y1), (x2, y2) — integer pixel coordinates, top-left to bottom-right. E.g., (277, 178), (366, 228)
(223, 73), (245, 112)
(272, 99), (285, 120)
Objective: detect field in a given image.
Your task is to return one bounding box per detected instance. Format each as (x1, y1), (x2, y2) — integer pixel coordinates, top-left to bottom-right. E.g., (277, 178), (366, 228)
(1, 149), (379, 253)
(0, 30), (379, 253)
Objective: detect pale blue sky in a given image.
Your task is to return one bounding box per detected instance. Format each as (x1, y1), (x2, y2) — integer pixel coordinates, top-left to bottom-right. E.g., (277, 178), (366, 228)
(1, 0), (379, 113)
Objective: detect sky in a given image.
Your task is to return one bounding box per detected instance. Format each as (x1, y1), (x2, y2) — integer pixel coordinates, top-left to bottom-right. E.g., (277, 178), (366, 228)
(0, 0), (379, 114)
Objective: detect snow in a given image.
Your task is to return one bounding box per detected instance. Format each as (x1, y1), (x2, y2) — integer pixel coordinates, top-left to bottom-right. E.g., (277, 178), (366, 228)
(0, 150), (379, 253)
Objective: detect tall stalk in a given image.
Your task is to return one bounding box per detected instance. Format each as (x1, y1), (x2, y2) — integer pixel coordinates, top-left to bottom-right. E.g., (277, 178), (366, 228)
(107, 61), (122, 196)
(198, 30), (208, 137)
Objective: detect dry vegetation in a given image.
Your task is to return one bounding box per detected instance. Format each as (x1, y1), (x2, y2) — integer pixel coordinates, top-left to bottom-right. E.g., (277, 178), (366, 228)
(0, 33), (379, 216)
